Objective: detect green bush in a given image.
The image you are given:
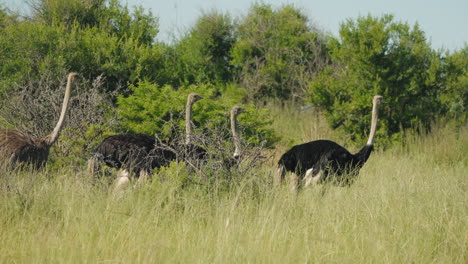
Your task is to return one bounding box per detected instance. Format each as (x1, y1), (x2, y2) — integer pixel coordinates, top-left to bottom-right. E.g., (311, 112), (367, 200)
(116, 81), (279, 148)
(309, 14), (444, 145)
(439, 45), (468, 122)
(0, 21), (66, 93)
(0, 4), (9, 28)
(231, 3), (328, 101)
(0, 0), (164, 95)
(165, 11), (235, 86)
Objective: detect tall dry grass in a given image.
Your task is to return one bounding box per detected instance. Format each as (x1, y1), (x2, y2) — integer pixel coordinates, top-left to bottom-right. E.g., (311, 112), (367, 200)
(0, 106), (466, 263)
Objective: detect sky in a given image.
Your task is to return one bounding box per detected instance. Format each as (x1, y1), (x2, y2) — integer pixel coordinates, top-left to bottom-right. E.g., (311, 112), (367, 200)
(3, 0), (467, 51)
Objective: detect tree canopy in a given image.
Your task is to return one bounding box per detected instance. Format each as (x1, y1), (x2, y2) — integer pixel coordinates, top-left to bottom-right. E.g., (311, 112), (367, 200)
(309, 14), (448, 144)
(231, 4), (329, 101)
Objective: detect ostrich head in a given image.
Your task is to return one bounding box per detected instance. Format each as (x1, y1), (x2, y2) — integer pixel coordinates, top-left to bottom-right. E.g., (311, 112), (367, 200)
(231, 105), (244, 159)
(187, 93), (203, 105)
(231, 105), (244, 116)
(69, 72), (80, 79)
(366, 95), (383, 146)
(373, 95), (383, 106)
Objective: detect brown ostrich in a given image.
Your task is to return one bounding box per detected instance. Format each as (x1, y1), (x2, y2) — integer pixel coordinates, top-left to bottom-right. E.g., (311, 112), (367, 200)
(0, 72), (79, 169)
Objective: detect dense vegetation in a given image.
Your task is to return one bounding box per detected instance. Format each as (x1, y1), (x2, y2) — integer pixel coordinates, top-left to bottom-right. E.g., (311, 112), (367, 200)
(0, 1), (466, 262)
(1, 1), (466, 156)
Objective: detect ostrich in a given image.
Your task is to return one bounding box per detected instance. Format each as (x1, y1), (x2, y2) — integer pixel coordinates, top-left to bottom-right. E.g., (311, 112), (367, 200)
(0, 72), (79, 169)
(219, 105), (245, 170)
(87, 93), (205, 189)
(231, 105), (244, 159)
(275, 95), (383, 190)
(183, 93), (207, 164)
(228, 105), (244, 164)
(87, 133), (177, 189)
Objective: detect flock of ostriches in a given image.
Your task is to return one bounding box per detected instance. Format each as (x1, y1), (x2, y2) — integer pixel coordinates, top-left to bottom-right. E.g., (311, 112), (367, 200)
(0, 72), (383, 191)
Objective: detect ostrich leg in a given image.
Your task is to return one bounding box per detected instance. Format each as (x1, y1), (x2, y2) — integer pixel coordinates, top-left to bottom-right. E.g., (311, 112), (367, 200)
(274, 166), (285, 186)
(138, 170), (149, 184)
(114, 169), (131, 191)
(290, 172), (300, 192)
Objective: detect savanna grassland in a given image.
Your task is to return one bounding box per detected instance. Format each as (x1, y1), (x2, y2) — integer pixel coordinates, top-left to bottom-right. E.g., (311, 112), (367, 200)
(1, 1), (467, 263)
(1, 107), (466, 263)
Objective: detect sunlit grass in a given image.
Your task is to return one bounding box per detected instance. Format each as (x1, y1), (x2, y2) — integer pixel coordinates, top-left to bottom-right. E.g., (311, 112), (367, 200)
(0, 108), (466, 263)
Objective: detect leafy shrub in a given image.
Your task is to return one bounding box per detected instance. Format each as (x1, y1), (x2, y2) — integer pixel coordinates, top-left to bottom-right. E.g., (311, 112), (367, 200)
(309, 14), (444, 145)
(0, 0), (164, 95)
(165, 11), (235, 86)
(0, 4), (9, 28)
(116, 81), (279, 148)
(439, 45), (468, 123)
(0, 21), (67, 94)
(231, 3), (329, 101)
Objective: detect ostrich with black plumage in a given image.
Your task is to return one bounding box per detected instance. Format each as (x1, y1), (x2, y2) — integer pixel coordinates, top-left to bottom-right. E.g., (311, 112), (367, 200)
(275, 95), (383, 190)
(87, 93), (205, 190)
(87, 133), (177, 189)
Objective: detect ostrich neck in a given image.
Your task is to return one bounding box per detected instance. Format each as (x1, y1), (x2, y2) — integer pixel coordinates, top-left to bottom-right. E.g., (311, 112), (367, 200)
(185, 101), (193, 145)
(47, 74), (74, 145)
(231, 112), (241, 158)
(366, 100), (380, 146)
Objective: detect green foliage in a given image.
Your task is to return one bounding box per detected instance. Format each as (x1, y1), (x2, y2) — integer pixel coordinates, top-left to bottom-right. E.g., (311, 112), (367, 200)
(439, 45), (468, 122)
(116, 81), (279, 147)
(165, 11), (235, 86)
(104, 0), (159, 45)
(231, 3), (328, 101)
(0, 20), (73, 93)
(0, 4), (8, 28)
(1, 0), (466, 172)
(309, 14), (444, 145)
(116, 82), (178, 137)
(0, 0), (163, 95)
(62, 25), (164, 92)
(32, 0), (159, 44)
(33, 0), (106, 28)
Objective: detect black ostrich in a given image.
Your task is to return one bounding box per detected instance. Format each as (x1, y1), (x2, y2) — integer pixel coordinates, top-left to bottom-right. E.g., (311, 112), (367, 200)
(87, 133), (176, 188)
(87, 93), (205, 189)
(275, 95), (383, 190)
